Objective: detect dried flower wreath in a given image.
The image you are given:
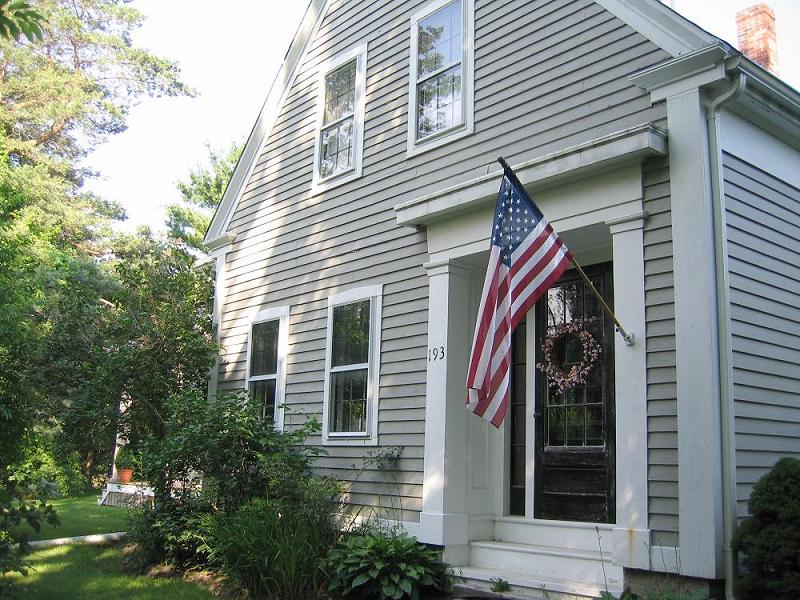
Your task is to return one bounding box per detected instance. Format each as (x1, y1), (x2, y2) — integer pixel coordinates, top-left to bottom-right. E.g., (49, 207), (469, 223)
(537, 319), (601, 395)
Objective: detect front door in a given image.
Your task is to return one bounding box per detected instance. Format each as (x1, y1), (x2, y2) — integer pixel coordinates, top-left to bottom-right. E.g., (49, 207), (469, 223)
(533, 263), (615, 523)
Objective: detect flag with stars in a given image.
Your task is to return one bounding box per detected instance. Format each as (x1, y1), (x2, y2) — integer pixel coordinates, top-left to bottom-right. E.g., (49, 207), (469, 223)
(466, 166), (572, 427)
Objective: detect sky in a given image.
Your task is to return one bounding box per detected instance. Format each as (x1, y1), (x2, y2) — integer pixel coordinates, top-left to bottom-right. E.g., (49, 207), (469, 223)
(85, 0), (800, 233)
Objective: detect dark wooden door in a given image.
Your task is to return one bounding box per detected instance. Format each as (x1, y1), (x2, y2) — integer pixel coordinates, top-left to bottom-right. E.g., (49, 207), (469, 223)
(534, 263), (615, 523)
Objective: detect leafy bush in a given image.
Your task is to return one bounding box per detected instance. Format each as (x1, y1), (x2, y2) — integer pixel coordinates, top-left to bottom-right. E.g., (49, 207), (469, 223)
(128, 388), (334, 574)
(326, 531), (451, 600)
(9, 433), (86, 497)
(0, 480), (59, 597)
(733, 457), (800, 600)
(201, 491), (338, 599)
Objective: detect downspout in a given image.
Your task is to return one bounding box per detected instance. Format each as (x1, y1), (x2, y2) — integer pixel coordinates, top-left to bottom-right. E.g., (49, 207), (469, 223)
(705, 69), (746, 600)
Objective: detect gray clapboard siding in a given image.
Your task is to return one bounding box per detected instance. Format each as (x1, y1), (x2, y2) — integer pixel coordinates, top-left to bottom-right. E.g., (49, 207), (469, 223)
(722, 152), (800, 519)
(217, 0), (671, 522)
(643, 157), (679, 548)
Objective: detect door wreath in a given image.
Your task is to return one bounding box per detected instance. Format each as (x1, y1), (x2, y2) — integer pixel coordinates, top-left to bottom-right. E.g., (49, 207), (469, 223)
(537, 319), (601, 395)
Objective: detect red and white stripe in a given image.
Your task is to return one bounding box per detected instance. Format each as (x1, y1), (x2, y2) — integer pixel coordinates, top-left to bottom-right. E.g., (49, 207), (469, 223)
(466, 218), (571, 427)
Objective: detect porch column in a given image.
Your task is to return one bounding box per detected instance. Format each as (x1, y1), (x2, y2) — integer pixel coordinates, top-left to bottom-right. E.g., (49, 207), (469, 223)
(419, 258), (472, 558)
(607, 213), (651, 570)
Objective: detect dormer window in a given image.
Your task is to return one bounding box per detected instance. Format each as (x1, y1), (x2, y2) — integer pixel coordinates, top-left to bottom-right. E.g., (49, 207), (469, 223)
(313, 45), (367, 189)
(408, 0), (474, 155)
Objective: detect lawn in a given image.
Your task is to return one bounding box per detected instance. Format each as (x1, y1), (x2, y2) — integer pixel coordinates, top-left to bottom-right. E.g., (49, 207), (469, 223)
(16, 492), (130, 541)
(7, 544), (215, 599)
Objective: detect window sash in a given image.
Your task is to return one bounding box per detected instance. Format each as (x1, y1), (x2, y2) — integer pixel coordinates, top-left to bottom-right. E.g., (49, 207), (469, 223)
(412, 0), (467, 142)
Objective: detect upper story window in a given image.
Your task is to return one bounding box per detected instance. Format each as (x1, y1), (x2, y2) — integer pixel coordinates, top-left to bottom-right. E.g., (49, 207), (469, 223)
(246, 306), (290, 429)
(322, 286), (382, 446)
(408, 0), (474, 155)
(313, 44), (367, 189)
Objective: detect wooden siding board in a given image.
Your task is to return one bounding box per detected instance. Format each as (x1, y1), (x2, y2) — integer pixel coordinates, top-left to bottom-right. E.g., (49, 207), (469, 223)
(723, 153), (800, 520)
(643, 157), (679, 544)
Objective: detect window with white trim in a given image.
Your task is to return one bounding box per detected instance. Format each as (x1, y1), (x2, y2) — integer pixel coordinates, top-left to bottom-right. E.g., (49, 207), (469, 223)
(322, 286), (382, 445)
(246, 306), (289, 428)
(313, 45), (367, 188)
(408, 0), (474, 154)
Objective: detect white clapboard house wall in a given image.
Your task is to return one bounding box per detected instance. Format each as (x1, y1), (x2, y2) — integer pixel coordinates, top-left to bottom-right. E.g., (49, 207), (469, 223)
(204, 0), (800, 597)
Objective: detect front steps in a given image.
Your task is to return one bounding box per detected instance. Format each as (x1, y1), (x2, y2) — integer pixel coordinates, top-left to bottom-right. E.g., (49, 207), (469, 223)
(453, 534), (624, 599)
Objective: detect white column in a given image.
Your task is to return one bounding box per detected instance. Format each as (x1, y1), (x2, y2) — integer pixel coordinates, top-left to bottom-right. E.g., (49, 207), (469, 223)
(419, 258), (472, 561)
(607, 213), (651, 570)
(667, 88), (724, 579)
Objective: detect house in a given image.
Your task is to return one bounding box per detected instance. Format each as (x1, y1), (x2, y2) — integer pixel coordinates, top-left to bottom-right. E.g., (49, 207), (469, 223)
(204, 0), (800, 597)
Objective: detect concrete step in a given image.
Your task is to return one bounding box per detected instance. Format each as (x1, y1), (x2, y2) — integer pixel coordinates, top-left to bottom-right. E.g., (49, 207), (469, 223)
(468, 540), (623, 595)
(453, 565), (620, 599)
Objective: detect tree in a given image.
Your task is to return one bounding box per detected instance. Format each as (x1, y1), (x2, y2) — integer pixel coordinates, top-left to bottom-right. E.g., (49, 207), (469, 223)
(166, 143), (242, 252)
(0, 0), (44, 42)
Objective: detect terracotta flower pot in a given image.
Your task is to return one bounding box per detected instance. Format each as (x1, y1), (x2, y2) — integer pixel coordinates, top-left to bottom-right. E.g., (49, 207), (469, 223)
(118, 468), (133, 483)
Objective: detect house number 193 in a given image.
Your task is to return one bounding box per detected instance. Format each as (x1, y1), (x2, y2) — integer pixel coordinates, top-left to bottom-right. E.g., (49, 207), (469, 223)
(428, 346), (445, 361)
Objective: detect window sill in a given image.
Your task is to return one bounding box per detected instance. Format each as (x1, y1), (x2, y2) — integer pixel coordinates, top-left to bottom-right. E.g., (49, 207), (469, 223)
(406, 123), (474, 158)
(311, 167), (362, 197)
(322, 434), (379, 447)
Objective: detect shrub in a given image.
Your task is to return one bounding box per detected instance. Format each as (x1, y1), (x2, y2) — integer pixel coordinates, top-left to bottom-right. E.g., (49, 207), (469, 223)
(129, 389), (332, 571)
(201, 492), (338, 599)
(0, 480), (59, 597)
(733, 457), (800, 600)
(8, 434), (86, 497)
(326, 531), (451, 600)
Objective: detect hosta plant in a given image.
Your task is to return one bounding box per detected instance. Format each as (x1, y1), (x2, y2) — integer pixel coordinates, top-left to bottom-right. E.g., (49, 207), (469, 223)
(326, 531), (450, 600)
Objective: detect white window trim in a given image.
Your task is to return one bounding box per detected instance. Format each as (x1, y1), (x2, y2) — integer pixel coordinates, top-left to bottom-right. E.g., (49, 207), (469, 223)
(245, 305), (290, 431)
(312, 43), (368, 192)
(407, 0), (475, 157)
(322, 285), (383, 446)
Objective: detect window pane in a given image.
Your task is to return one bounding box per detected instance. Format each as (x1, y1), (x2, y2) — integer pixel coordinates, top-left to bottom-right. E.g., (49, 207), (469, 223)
(250, 379), (276, 422)
(250, 320), (279, 376)
(330, 368), (368, 432)
(324, 60), (356, 124)
(417, 0), (461, 78)
(417, 65), (462, 139)
(332, 299), (370, 367)
(586, 405), (603, 446)
(547, 406), (565, 446)
(320, 117), (354, 178)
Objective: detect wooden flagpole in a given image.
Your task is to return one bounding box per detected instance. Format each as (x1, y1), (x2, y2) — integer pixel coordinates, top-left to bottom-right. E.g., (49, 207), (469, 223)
(497, 156), (635, 346)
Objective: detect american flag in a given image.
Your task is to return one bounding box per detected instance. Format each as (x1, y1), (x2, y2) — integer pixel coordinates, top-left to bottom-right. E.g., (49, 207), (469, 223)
(466, 166), (572, 427)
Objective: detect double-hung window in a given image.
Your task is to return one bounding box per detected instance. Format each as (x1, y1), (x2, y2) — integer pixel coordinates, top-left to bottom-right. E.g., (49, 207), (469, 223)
(322, 286), (382, 445)
(246, 306), (289, 428)
(313, 44), (367, 188)
(408, 0), (474, 154)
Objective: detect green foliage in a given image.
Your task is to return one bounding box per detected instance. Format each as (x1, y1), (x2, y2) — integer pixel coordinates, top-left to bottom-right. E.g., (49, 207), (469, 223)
(489, 576), (510, 592)
(326, 531), (451, 600)
(166, 143), (242, 251)
(8, 432), (86, 497)
(0, 0), (44, 41)
(113, 447), (138, 472)
(602, 588), (708, 600)
(201, 496), (337, 599)
(733, 457), (800, 600)
(128, 389), (334, 572)
(0, 479), (59, 597)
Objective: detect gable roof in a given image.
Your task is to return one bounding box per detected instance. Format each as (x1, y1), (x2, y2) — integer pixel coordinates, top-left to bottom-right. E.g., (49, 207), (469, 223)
(201, 0), (754, 249)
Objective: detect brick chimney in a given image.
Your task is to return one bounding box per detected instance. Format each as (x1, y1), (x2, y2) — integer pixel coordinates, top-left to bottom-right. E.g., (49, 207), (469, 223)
(736, 3), (779, 74)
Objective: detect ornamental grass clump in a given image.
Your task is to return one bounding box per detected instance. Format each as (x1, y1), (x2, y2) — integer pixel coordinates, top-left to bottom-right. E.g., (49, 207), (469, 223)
(732, 457), (800, 600)
(326, 531), (451, 600)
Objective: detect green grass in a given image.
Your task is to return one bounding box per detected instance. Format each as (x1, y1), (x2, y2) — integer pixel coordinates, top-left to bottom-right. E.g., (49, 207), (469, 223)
(16, 492), (130, 541)
(7, 544), (215, 599)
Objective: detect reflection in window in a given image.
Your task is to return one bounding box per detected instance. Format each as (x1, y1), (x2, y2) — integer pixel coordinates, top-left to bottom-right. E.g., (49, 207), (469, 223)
(320, 59), (356, 179)
(544, 277), (607, 448)
(249, 319), (280, 422)
(330, 300), (371, 433)
(415, 0), (463, 140)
